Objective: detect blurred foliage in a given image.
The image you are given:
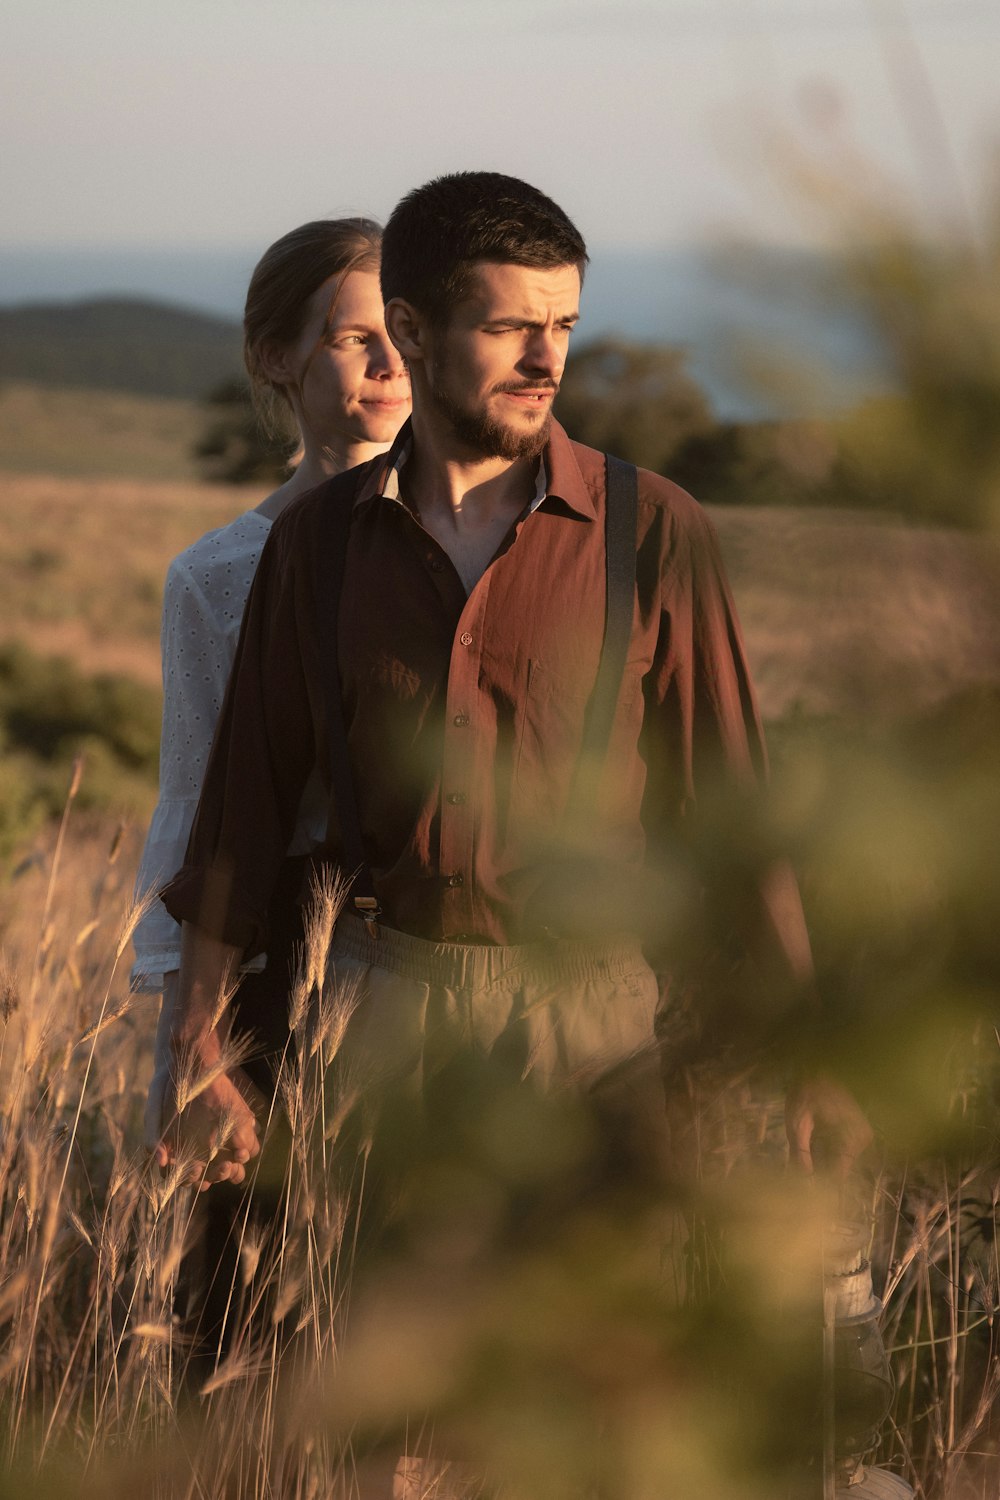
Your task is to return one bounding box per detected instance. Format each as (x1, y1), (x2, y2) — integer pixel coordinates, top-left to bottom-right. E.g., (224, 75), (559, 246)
(193, 375), (293, 485)
(0, 641), (159, 854)
(669, 416), (844, 509)
(555, 212), (1000, 534)
(555, 336), (714, 476)
(827, 228), (1000, 530)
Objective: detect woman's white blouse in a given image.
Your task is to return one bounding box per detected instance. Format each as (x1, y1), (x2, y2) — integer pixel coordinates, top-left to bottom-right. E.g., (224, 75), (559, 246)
(131, 508), (326, 993)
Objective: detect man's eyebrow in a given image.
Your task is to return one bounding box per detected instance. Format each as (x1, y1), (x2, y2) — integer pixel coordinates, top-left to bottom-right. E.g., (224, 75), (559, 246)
(483, 312), (580, 328)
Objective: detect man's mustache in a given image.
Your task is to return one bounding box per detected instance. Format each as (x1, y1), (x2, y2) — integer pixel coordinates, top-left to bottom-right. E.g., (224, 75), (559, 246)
(492, 380), (559, 394)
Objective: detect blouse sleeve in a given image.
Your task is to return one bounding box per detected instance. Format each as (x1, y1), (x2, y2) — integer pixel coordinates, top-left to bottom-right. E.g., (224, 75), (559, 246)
(130, 545), (257, 991)
(160, 512), (321, 958)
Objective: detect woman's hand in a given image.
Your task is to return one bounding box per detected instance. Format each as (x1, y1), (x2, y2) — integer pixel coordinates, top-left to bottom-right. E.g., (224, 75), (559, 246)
(149, 1057), (262, 1191)
(144, 934), (262, 1191)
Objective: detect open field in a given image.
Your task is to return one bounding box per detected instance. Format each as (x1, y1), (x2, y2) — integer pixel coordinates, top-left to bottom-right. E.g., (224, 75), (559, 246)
(0, 698), (997, 1498)
(0, 469), (996, 720)
(0, 381), (208, 480)
(0, 470), (261, 686)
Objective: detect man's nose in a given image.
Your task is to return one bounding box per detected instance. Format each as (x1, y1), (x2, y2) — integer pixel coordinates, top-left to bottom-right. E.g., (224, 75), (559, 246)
(522, 327), (564, 381)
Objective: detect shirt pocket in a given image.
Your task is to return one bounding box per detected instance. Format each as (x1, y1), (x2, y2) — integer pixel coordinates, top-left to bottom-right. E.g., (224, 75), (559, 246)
(514, 658), (590, 797)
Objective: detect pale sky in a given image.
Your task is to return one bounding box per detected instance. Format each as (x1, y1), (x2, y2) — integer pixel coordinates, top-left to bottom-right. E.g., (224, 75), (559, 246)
(4, 0), (999, 253)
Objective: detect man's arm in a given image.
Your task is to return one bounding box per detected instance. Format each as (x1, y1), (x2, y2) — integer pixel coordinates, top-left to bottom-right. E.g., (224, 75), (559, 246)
(646, 489), (871, 1176)
(148, 506), (325, 1184)
(747, 860), (872, 1177)
(160, 505), (321, 958)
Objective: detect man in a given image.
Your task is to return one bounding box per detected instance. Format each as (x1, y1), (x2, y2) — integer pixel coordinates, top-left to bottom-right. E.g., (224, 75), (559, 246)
(154, 171), (869, 1199)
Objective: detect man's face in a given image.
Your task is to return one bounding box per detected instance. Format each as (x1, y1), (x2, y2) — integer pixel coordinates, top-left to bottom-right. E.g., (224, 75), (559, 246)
(425, 261), (581, 460)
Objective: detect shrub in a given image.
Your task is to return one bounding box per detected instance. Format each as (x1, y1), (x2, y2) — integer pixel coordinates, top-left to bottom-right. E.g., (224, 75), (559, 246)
(555, 337), (715, 475)
(193, 377), (292, 485)
(0, 643), (159, 852)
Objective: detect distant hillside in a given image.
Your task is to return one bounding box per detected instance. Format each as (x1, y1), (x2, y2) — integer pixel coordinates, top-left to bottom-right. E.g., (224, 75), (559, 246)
(0, 297), (242, 399)
(0, 382), (204, 479)
(0, 246), (887, 417)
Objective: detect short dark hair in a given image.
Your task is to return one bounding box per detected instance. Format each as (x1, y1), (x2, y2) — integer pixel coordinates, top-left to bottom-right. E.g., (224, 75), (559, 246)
(381, 171), (588, 324)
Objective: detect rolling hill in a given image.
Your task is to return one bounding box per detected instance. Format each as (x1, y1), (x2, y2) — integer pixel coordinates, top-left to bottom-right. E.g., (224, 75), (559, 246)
(0, 297), (243, 399)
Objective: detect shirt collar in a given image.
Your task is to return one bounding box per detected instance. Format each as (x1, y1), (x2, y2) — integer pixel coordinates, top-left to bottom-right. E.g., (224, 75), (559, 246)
(355, 417), (597, 522)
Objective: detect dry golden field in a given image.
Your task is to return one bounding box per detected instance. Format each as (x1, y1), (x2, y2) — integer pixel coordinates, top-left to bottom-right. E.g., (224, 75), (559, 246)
(0, 469), (261, 688)
(0, 381), (205, 481)
(1, 468), (997, 717)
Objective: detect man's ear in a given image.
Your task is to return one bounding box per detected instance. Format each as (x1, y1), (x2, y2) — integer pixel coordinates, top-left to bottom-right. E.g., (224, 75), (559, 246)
(385, 298), (429, 364)
(257, 339), (296, 387)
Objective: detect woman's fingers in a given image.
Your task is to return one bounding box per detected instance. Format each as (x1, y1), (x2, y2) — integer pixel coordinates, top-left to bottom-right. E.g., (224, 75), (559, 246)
(150, 1067), (262, 1179)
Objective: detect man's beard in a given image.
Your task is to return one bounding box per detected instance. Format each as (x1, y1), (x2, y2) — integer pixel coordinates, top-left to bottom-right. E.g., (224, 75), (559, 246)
(429, 371), (555, 461)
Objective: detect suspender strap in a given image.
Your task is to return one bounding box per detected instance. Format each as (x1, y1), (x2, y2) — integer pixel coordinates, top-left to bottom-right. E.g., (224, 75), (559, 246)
(317, 485), (381, 923)
(573, 454), (639, 799)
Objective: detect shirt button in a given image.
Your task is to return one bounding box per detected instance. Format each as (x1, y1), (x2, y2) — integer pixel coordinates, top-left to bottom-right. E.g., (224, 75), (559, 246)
(453, 712), (469, 727)
(429, 558), (445, 572)
(447, 791), (466, 805)
(460, 631), (473, 647)
(447, 872), (465, 888)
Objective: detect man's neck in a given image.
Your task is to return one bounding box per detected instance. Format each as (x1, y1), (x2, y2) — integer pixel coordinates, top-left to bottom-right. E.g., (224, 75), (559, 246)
(400, 411), (545, 596)
(403, 409), (540, 530)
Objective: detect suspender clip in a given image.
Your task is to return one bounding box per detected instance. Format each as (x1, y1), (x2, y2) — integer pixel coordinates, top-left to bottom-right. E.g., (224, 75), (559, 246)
(353, 894), (382, 937)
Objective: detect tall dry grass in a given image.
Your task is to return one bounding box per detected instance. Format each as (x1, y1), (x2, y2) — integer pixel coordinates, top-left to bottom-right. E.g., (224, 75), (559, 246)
(0, 774), (378, 1498)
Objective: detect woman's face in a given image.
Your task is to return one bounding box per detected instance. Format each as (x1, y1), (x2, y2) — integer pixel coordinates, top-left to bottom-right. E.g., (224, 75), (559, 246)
(282, 268), (410, 447)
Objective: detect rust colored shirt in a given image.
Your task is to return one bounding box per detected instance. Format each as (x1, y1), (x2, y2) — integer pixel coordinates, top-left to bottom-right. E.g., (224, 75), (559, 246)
(162, 420), (766, 954)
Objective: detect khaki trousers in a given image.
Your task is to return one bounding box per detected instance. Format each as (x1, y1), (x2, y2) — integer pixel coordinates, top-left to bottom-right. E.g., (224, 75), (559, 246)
(330, 911), (661, 1096)
(325, 915), (671, 1499)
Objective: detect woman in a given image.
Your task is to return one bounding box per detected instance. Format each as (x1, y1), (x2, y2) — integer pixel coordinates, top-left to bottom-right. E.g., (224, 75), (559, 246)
(134, 217), (410, 1136)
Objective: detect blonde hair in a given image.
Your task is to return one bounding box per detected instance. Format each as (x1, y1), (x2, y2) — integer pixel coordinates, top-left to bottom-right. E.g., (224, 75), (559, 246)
(243, 218), (382, 445)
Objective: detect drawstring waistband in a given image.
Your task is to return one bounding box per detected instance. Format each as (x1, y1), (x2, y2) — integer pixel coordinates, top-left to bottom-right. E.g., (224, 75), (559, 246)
(331, 912), (646, 994)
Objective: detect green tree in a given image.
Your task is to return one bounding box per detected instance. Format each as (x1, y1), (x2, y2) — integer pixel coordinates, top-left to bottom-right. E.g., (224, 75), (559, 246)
(829, 228), (1000, 529)
(193, 377), (293, 485)
(555, 337), (714, 475)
